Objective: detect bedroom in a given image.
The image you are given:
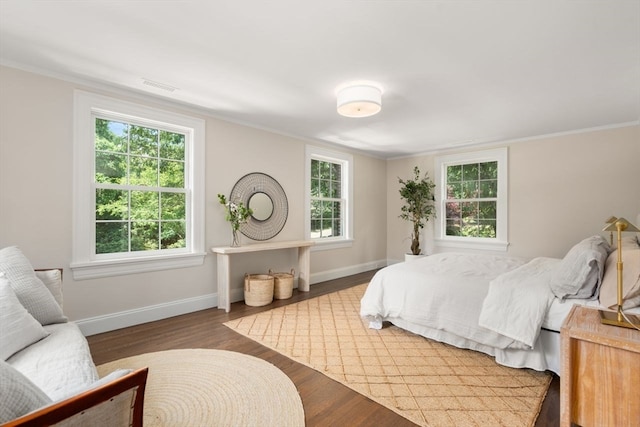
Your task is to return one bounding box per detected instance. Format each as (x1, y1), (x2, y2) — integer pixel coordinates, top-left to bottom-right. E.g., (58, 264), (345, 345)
(1, 1), (639, 426)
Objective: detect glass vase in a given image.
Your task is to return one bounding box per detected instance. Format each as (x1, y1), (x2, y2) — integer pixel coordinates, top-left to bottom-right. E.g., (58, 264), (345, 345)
(231, 229), (240, 247)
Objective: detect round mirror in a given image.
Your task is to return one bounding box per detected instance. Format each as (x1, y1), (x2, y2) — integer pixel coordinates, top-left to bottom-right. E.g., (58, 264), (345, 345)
(229, 172), (288, 241)
(249, 192), (273, 221)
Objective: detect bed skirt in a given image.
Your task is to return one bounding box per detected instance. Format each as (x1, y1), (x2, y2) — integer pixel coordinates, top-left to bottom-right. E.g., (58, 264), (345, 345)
(369, 315), (561, 375)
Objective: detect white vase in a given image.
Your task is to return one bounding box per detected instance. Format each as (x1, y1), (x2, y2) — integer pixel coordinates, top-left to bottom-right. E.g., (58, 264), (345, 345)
(404, 253), (427, 262)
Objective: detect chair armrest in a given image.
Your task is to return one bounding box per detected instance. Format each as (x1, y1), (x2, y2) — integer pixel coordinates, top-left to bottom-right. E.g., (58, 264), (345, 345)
(3, 367), (148, 427)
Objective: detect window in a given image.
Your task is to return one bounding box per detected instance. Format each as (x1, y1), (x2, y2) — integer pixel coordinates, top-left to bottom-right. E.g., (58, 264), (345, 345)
(435, 148), (508, 251)
(310, 159), (343, 239)
(305, 146), (353, 250)
(72, 91), (205, 279)
(94, 119), (187, 254)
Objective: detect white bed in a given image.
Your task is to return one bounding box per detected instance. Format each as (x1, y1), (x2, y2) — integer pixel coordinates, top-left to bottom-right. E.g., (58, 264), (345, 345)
(360, 235), (627, 375)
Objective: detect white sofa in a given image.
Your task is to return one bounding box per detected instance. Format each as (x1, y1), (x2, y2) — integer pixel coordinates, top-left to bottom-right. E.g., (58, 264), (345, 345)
(0, 247), (147, 426)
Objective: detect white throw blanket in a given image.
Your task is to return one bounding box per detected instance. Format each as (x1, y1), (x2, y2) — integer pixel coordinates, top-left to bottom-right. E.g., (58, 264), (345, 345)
(479, 257), (559, 349)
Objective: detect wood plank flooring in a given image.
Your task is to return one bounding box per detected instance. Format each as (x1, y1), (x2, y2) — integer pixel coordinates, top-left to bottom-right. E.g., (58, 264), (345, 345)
(87, 270), (560, 426)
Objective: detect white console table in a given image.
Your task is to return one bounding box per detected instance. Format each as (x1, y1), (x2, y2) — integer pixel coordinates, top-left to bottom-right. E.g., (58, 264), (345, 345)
(211, 240), (314, 312)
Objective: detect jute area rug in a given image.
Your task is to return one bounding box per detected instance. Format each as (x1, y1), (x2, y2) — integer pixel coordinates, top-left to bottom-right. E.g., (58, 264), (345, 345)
(97, 348), (305, 427)
(224, 284), (552, 427)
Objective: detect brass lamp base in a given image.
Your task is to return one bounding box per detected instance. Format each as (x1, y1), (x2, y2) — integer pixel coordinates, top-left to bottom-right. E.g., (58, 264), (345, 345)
(600, 310), (640, 329)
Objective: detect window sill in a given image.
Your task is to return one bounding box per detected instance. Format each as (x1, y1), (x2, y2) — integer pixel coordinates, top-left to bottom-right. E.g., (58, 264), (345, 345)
(311, 238), (354, 252)
(70, 252), (207, 280)
(434, 238), (509, 252)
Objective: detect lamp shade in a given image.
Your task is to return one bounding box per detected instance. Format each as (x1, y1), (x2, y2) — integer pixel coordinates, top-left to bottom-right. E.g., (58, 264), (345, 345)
(337, 85), (382, 118)
(602, 217), (640, 233)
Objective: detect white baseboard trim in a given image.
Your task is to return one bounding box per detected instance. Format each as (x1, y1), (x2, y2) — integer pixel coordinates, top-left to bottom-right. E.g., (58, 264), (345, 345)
(310, 259), (388, 284)
(77, 259), (389, 336)
(77, 293), (218, 337)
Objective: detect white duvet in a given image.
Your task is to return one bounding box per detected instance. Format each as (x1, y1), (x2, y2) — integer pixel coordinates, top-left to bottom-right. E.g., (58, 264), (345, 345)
(359, 252), (619, 374)
(360, 252), (531, 349)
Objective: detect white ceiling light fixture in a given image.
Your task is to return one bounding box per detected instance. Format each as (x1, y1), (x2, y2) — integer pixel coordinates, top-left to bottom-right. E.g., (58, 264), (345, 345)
(337, 84), (382, 118)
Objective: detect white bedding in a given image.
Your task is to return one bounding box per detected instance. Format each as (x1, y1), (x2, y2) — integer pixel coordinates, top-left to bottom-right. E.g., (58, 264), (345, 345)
(361, 253), (527, 348)
(479, 257), (559, 349)
(360, 252), (563, 373)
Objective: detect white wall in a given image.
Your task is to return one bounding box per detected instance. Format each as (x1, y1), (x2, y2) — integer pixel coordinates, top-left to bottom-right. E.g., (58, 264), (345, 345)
(2, 64), (637, 334)
(387, 125), (640, 261)
(0, 65), (387, 332)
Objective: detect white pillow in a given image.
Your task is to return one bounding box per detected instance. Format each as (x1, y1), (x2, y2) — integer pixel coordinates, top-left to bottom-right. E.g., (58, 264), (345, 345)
(621, 235), (640, 249)
(35, 269), (63, 308)
(550, 235), (610, 300)
(599, 245), (640, 309)
(0, 247), (67, 325)
(0, 359), (52, 423)
(0, 276), (49, 361)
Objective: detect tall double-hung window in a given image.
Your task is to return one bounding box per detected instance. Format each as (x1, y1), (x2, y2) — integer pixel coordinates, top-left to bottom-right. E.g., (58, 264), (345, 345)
(435, 148), (508, 251)
(72, 91), (205, 279)
(94, 119), (187, 254)
(305, 146), (353, 250)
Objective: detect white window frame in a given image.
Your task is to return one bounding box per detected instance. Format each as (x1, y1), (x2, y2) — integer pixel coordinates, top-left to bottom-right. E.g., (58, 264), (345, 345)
(434, 147), (509, 251)
(305, 146), (353, 251)
(71, 91), (206, 279)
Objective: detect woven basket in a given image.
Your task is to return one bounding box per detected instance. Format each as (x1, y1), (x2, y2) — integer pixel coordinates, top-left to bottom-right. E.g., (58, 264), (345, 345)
(244, 274), (274, 307)
(269, 269), (295, 300)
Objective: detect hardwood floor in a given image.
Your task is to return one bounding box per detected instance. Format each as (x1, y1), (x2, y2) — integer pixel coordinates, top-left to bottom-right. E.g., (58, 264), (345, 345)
(87, 270), (560, 426)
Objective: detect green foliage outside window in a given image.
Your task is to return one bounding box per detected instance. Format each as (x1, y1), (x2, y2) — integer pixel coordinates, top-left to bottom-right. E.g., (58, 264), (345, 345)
(310, 159), (342, 238)
(94, 118), (187, 254)
(445, 161), (498, 238)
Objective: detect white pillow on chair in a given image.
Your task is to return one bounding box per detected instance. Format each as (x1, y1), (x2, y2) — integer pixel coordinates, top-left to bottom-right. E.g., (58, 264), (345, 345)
(35, 269), (63, 308)
(0, 359), (52, 423)
(0, 247), (67, 325)
(0, 276), (49, 361)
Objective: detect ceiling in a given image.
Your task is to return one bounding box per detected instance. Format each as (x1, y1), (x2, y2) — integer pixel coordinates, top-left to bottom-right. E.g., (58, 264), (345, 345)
(1, 1), (638, 158)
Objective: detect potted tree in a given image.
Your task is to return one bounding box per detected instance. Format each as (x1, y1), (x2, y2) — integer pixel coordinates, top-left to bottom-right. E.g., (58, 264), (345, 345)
(398, 166), (436, 259)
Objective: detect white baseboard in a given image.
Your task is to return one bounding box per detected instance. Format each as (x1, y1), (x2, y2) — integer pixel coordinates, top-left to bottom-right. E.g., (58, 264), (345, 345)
(77, 293), (218, 336)
(309, 259), (388, 284)
(77, 259), (389, 336)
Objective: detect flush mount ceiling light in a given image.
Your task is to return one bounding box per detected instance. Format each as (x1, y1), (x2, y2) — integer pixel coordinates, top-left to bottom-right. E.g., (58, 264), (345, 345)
(336, 84), (382, 118)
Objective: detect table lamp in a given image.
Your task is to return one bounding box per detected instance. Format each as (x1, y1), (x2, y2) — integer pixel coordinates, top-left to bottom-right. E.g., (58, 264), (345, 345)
(604, 216), (617, 246)
(600, 217), (640, 329)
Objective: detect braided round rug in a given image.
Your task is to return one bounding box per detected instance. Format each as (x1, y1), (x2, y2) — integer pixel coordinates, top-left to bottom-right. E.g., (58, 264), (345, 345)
(97, 348), (304, 427)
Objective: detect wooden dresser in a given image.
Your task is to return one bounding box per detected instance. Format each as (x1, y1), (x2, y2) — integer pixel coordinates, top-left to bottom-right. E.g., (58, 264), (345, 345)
(560, 305), (640, 426)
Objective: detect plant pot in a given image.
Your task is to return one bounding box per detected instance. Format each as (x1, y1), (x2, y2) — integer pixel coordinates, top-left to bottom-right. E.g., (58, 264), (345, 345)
(404, 253), (427, 262)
